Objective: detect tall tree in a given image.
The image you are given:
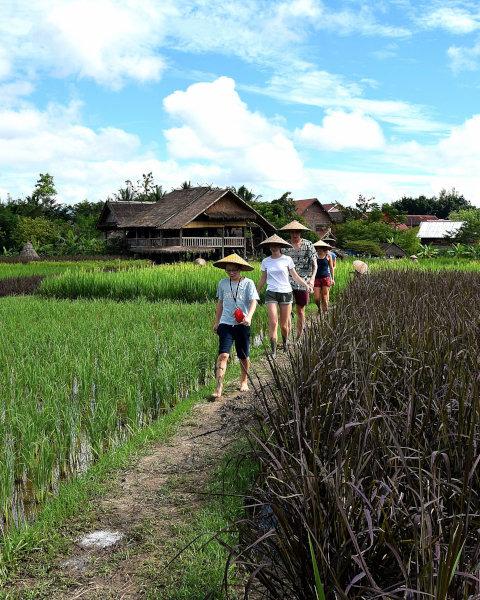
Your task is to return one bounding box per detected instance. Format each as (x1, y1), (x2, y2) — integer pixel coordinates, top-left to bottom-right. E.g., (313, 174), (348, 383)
(234, 185), (262, 204)
(449, 208), (480, 244)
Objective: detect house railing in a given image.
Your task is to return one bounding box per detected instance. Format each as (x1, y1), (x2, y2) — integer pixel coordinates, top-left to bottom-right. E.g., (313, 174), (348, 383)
(127, 237), (245, 249)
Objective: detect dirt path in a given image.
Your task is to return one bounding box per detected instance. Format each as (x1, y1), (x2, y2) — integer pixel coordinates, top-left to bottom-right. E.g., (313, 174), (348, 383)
(9, 362), (271, 600)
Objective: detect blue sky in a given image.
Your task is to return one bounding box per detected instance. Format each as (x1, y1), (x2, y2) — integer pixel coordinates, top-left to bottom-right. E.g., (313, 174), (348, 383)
(1, 0), (480, 207)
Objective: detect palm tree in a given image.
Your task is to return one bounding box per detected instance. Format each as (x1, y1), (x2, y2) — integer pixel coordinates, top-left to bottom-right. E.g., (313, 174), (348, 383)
(234, 185), (262, 204)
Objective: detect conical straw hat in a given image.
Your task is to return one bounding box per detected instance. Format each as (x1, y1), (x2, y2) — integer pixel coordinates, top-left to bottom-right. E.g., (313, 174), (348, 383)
(213, 253), (254, 271)
(313, 240), (333, 249)
(353, 260), (369, 274)
(257, 234), (293, 249)
(279, 220), (310, 232)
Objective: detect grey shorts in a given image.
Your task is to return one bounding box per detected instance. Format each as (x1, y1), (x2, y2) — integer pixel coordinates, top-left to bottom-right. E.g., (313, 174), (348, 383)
(264, 290), (293, 305)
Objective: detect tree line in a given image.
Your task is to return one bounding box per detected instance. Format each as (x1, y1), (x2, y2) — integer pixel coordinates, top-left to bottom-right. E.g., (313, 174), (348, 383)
(1, 174), (479, 256)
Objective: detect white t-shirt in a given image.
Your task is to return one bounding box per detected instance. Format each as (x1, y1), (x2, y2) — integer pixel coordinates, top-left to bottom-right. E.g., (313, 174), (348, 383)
(261, 255), (295, 293)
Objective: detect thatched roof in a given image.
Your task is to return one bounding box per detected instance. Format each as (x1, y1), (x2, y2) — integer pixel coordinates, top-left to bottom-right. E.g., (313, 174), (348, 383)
(379, 242), (407, 257)
(97, 187), (275, 233)
(19, 241), (39, 259)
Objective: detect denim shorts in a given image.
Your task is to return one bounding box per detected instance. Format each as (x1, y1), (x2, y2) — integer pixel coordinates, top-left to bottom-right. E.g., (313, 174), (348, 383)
(217, 323), (251, 359)
(264, 290), (293, 305)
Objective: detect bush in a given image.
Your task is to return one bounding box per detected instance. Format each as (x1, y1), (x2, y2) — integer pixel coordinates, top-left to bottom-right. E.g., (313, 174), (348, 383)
(344, 239), (383, 256)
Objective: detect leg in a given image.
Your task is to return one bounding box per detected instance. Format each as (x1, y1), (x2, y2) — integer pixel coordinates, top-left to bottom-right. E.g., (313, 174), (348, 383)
(267, 302), (279, 353)
(212, 352), (229, 398)
(313, 286), (321, 312)
(296, 305), (306, 337)
(239, 358), (250, 391)
(212, 324), (233, 400)
(321, 286), (329, 312)
(279, 303), (292, 348)
(234, 325), (251, 392)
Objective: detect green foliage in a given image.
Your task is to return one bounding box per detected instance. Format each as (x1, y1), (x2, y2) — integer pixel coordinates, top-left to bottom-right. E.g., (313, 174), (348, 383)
(418, 243), (439, 258)
(68, 200), (105, 237)
(449, 208), (480, 244)
(0, 295), (268, 531)
(391, 187), (471, 219)
(249, 191), (305, 230)
(334, 219), (394, 246)
(233, 184), (262, 203)
(13, 216), (70, 248)
(113, 172), (166, 203)
(344, 239), (383, 256)
(0, 204), (19, 249)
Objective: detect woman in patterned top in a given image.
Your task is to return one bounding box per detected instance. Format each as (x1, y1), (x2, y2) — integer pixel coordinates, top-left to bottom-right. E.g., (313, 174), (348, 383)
(279, 221), (317, 338)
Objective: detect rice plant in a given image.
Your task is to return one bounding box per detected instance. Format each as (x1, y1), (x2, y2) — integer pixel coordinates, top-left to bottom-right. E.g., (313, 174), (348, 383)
(223, 267), (480, 599)
(0, 295), (269, 531)
(40, 262), (256, 302)
(0, 258), (150, 281)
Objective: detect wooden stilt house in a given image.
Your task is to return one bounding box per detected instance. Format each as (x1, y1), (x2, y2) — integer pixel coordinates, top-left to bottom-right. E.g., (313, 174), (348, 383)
(96, 186), (275, 260)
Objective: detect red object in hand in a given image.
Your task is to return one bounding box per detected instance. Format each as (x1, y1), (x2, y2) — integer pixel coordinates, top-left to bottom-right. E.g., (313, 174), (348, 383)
(234, 309), (245, 322)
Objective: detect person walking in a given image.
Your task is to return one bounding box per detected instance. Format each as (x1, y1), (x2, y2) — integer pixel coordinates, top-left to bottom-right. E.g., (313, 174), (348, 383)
(212, 253), (259, 400)
(313, 240), (335, 313)
(278, 220), (317, 339)
(257, 234), (313, 357)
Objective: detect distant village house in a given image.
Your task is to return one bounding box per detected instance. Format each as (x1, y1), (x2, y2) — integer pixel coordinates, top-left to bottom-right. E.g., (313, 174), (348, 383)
(417, 221), (464, 246)
(96, 186), (275, 260)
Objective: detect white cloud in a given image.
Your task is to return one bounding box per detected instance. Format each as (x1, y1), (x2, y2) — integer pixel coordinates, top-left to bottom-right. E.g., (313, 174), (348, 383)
(447, 41), (480, 71)
(259, 67), (446, 134)
(417, 7), (480, 34)
(163, 77), (304, 187)
(0, 0), (168, 89)
(295, 110), (386, 151)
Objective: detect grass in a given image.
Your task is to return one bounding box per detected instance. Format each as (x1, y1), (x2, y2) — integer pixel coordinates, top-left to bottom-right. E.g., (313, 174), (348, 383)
(0, 258), (151, 281)
(0, 354), (257, 597)
(0, 295), (269, 533)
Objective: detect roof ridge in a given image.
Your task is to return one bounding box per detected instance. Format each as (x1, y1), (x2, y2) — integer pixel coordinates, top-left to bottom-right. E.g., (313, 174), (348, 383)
(159, 186), (215, 226)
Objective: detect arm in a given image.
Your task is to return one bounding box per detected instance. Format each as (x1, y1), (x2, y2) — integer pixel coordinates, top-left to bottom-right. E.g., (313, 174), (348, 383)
(309, 256), (317, 286)
(290, 268), (313, 293)
(242, 299), (257, 326)
(328, 255), (335, 283)
(213, 299), (223, 332)
(257, 271), (267, 294)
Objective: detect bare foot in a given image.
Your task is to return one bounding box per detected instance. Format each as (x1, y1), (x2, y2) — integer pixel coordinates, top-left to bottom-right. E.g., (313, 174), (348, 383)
(210, 388), (222, 400)
(238, 385), (249, 393)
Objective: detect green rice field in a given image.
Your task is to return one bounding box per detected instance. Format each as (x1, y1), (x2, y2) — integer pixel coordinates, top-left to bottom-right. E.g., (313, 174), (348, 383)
(1, 255), (479, 554)
(0, 292), (268, 531)
(0, 258), (151, 281)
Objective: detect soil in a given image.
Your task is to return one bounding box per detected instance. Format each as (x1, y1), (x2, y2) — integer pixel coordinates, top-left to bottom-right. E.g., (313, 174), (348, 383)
(5, 358), (273, 599)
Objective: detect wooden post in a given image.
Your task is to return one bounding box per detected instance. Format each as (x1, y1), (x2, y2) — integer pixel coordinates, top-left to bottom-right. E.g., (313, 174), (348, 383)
(221, 226), (225, 258)
(179, 228), (183, 248)
(243, 226), (247, 258)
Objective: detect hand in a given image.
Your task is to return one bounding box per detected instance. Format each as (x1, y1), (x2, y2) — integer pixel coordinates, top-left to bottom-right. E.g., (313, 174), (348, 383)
(308, 277), (315, 287)
(331, 279), (335, 286)
(213, 324), (219, 332)
(243, 316), (251, 326)
(306, 284), (313, 293)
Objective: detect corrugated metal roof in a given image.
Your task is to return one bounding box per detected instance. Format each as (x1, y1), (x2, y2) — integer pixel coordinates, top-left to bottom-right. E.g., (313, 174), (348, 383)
(417, 221), (464, 238)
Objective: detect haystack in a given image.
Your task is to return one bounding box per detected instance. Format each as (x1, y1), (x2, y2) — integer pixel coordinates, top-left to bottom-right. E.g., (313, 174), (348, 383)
(19, 241), (39, 260)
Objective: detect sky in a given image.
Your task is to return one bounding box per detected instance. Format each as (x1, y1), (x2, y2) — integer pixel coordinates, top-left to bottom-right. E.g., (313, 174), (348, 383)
(1, 0), (480, 208)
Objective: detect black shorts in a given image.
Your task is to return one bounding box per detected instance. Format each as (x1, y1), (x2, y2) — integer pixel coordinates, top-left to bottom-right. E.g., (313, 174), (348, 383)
(217, 323), (251, 359)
